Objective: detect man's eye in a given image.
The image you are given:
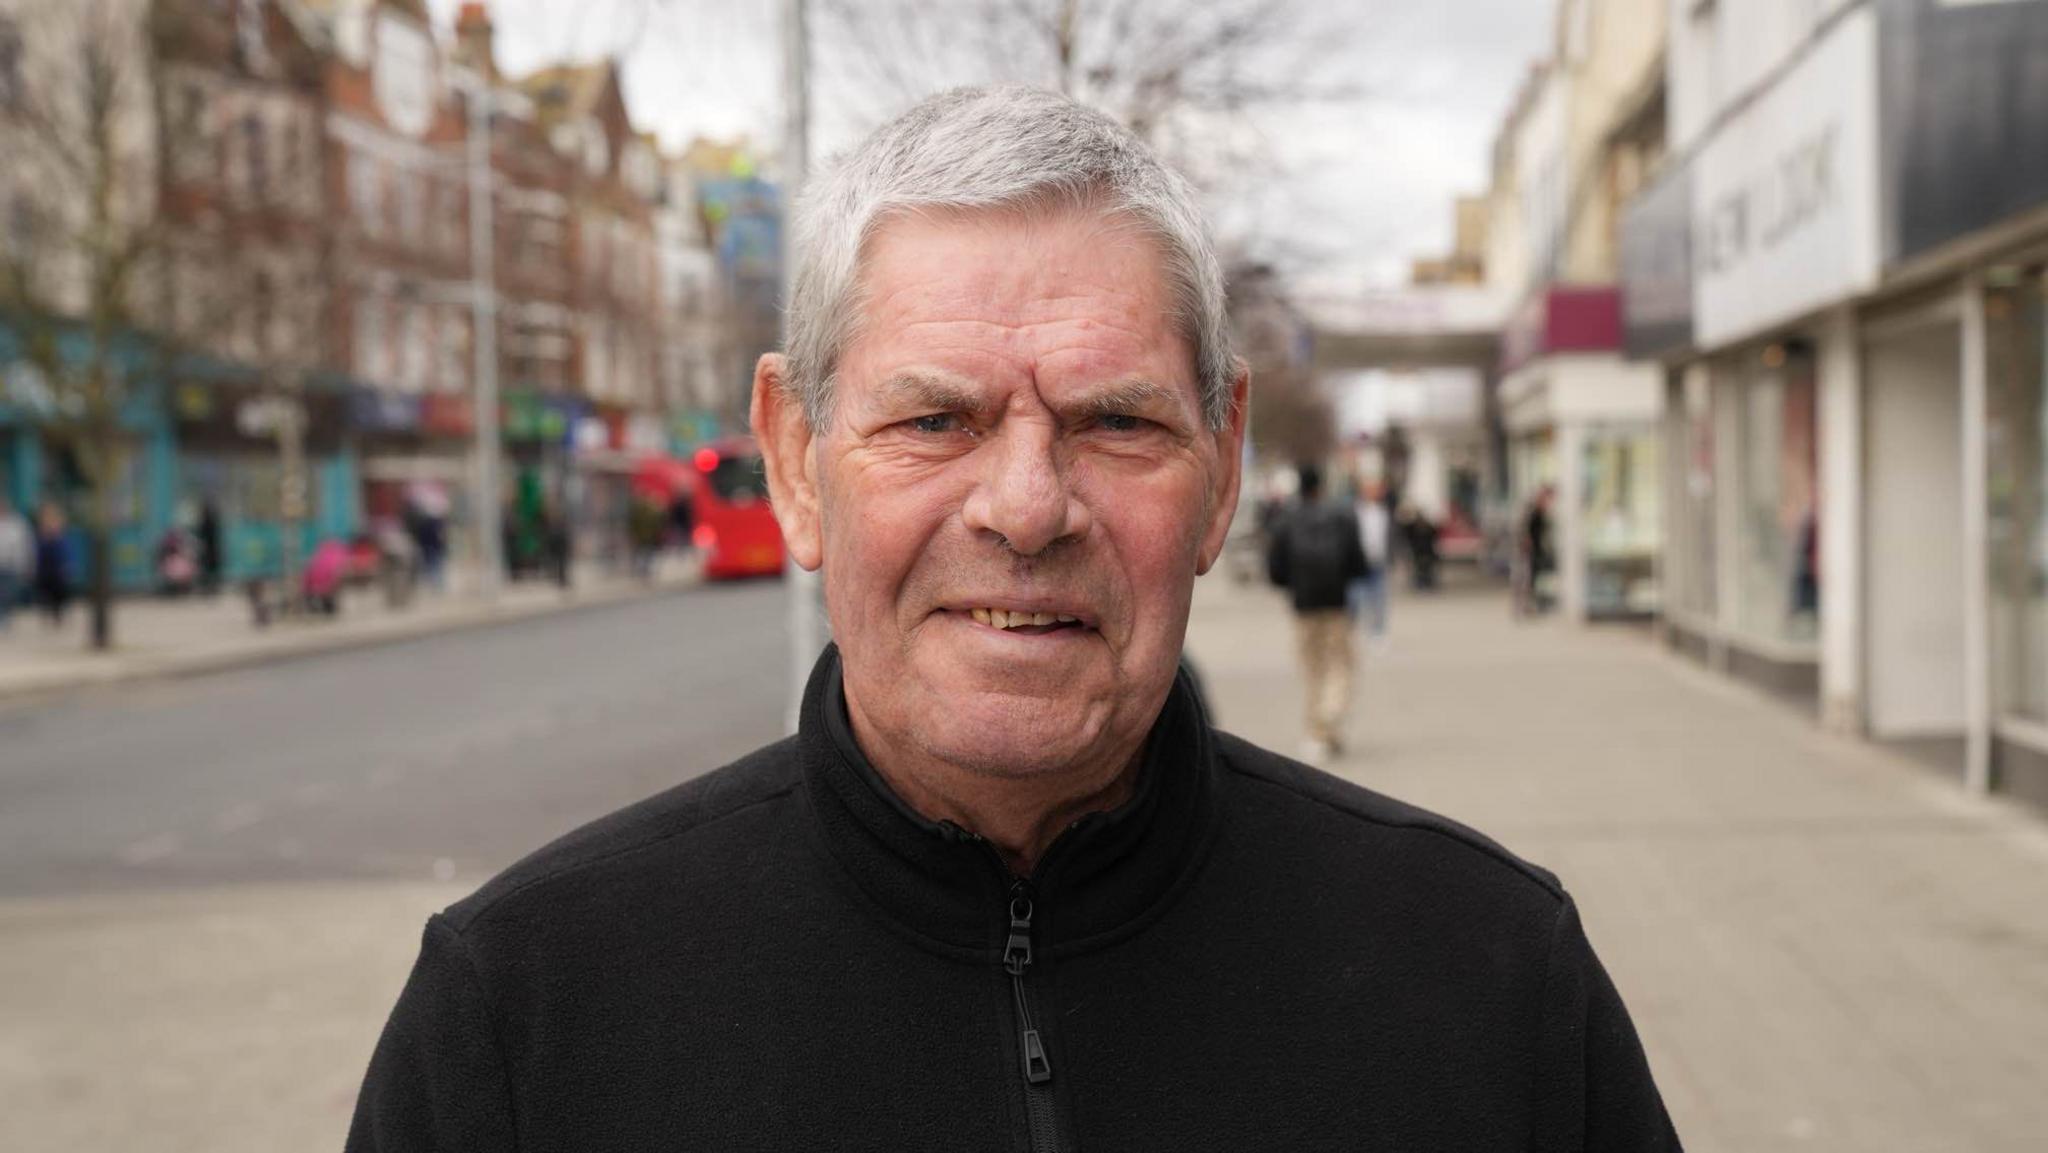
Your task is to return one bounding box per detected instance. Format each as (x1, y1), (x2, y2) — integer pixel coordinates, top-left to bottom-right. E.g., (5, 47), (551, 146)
(905, 413), (966, 436)
(1096, 413), (1144, 433)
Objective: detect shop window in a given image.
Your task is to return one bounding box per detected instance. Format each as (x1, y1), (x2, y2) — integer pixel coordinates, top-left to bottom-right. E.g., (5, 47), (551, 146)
(1987, 278), (2048, 723)
(1671, 369), (1718, 619)
(1735, 352), (1819, 646)
(1582, 428), (1663, 616)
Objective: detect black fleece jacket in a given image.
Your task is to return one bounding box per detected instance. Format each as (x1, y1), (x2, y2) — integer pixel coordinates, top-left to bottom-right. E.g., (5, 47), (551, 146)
(346, 648), (1680, 1152)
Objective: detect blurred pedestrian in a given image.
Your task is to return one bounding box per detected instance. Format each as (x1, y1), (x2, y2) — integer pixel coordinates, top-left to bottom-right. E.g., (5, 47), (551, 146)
(0, 494), (30, 629)
(1348, 476), (1392, 642)
(154, 524), (198, 597)
(1516, 485), (1555, 617)
(32, 501), (72, 627)
(405, 483), (449, 591)
(544, 497), (572, 590)
(196, 496), (223, 596)
(302, 538), (349, 616)
(1401, 504), (1441, 591)
(1267, 463), (1369, 761)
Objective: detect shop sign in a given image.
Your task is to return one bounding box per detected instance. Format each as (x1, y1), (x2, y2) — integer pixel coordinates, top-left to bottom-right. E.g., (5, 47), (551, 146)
(419, 392), (473, 437)
(1883, 0), (2048, 262)
(351, 388), (422, 434)
(172, 381), (218, 422)
(1620, 162), (1694, 359)
(574, 414), (609, 452)
(668, 410), (720, 454)
(503, 392), (578, 445)
(236, 395), (305, 438)
(1692, 4), (1881, 347)
(1499, 287), (1624, 374)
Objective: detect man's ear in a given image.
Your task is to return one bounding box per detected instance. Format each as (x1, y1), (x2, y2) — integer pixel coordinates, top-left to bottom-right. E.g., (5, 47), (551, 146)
(752, 353), (824, 571)
(1195, 362), (1252, 575)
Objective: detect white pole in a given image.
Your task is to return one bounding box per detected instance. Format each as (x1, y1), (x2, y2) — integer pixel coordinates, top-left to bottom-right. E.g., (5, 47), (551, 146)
(782, 0), (817, 732)
(466, 71), (503, 601)
(1961, 275), (1993, 794)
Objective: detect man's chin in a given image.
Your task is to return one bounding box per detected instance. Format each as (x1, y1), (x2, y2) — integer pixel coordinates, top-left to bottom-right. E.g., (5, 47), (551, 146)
(915, 699), (1109, 780)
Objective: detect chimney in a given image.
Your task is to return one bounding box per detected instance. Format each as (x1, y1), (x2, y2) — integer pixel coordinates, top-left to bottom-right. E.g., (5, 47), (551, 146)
(455, 2), (496, 81)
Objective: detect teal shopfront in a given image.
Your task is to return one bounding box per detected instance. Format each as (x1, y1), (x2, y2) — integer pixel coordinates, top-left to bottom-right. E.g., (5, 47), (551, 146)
(0, 324), (178, 593)
(165, 376), (360, 584)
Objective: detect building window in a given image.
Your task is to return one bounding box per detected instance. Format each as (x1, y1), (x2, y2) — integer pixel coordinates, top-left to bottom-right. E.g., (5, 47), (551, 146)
(243, 112), (267, 202)
(170, 78), (216, 184)
(1668, 368), (1718, 619)
(236, 0), (270, 75)
(397, 171), (424, 242)
(436, 310), (467, 392)
(1988, 277), (2048, 723)
(401, 307), (430, 392)
(249, 269), (274, 359)
(1734, 352), (1819, 646)
(355, 293), (387, 383)
(350, 154), (386, 237)
(0, 16), (20, 112)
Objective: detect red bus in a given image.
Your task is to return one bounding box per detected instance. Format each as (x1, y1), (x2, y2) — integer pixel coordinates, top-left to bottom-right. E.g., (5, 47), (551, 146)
(687, 438), (785, 580)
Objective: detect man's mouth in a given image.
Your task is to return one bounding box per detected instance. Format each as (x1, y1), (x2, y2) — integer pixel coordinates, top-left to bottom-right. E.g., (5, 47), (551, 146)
(963, 607), (1091, 635)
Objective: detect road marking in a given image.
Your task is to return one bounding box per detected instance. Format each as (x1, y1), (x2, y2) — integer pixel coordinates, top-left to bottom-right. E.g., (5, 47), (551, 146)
(118, 832), (183, 864)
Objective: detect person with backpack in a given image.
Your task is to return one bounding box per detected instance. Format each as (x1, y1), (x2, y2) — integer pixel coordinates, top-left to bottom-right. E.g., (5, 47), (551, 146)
(1267, 463), (1371, 761)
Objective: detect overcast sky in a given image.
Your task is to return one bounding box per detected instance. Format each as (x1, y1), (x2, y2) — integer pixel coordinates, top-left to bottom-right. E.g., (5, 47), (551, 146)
(424, 0), (1555, 295)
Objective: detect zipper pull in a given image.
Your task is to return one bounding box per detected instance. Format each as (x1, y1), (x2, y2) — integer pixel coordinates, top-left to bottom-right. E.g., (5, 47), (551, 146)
(1003, 886), (1054, 1084)
(1004, 891), (1034, 975)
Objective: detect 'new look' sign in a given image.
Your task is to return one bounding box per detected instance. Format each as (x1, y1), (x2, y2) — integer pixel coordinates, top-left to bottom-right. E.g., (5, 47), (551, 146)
(1693, 5), (1883, 347)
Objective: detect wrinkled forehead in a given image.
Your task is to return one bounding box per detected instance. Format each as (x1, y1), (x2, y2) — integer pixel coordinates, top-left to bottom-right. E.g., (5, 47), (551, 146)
(841, 203), (1197, 387)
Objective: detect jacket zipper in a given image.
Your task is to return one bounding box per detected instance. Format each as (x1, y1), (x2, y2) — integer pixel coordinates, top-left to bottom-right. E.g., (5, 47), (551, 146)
(1004, 880), (1062, 1153)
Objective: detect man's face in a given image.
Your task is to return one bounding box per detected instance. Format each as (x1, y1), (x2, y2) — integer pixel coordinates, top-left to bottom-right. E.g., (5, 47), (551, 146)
(761, 207), (1246, 780)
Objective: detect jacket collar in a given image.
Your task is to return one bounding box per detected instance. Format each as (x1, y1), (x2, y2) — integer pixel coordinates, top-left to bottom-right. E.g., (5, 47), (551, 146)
(800, 645), (1219, 961)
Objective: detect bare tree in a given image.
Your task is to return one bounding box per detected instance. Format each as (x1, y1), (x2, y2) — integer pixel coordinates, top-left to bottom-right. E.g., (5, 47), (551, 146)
(1230, 262), (1330, 464)
(0, 0), (169, 650)
(809, 0), (1364, 212)
(0, 0), (332, 649)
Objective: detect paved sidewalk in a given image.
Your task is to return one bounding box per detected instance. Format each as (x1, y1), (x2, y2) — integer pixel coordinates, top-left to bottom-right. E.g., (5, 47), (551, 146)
(1185, 572), (2048, 1153)
(0, 558), (703, 701)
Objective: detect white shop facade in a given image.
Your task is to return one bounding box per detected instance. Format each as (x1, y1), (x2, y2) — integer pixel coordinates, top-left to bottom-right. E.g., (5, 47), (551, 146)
(1622, 0), (2048, 808)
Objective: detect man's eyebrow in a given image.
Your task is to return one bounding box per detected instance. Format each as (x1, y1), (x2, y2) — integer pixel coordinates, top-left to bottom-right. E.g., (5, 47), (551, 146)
(1062, 379), (1182, 418)
(877, 371), (990, 415)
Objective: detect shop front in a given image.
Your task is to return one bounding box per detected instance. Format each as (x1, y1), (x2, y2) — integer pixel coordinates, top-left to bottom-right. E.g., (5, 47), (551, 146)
(170, 377), (359, 584)
(501, 390), (582, 579)
(1498, 286), (1664, 619)
(1, 324), (180, 593)
(1874, 0), (2048, 802)
(353, 387), (476, 554)
(573, 406), (670, 573)
(1625, 4), (1881, 710)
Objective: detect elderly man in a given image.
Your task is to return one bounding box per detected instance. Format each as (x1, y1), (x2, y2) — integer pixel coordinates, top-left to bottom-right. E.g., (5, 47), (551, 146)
(347, 88), (1678, 1152)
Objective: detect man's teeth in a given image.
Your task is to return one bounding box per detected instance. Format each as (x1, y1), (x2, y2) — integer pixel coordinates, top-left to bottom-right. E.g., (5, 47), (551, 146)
(968, 608), (1080, 630)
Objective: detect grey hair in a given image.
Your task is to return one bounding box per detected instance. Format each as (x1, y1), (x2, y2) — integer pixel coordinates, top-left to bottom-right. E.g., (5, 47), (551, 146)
(783, 86), (1238, 431)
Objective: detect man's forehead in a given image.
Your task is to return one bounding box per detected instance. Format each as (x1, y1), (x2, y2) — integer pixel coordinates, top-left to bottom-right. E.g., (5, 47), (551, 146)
(844, 211), (1197, 399)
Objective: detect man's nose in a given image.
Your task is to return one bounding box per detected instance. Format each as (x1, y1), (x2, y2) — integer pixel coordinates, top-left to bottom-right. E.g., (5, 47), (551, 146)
(961, 423), (1090, 556)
